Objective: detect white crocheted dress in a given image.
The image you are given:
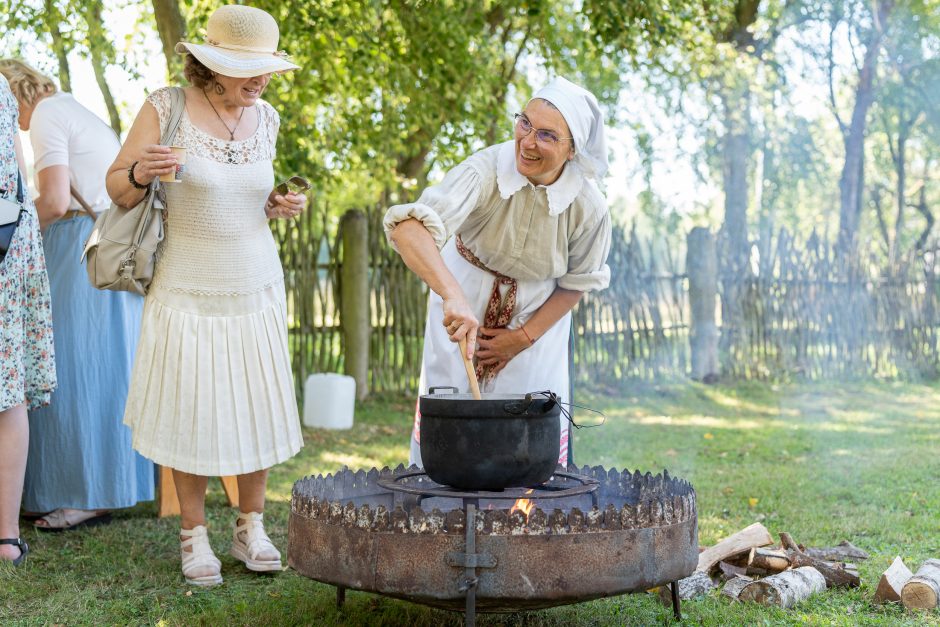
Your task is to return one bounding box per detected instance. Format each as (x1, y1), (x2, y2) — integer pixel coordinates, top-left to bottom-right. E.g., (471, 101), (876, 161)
(123, 87), (303, 476)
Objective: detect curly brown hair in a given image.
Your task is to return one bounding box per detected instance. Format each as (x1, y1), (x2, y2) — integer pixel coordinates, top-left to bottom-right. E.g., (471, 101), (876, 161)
(182, 54), (223, 92)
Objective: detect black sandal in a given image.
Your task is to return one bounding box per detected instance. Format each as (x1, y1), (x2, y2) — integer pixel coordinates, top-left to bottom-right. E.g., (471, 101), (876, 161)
(0, 538), (29, 566)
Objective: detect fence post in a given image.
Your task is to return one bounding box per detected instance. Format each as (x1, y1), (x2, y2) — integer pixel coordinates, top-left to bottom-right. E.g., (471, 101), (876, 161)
(341, 209), (370, 400)
(687, 227), (719, 382)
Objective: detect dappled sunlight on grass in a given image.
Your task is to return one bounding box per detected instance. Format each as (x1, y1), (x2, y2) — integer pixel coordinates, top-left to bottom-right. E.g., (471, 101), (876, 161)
(321, 451), (394, 469)
(632, 414), (790, 430)
(803, 421), (894, 435)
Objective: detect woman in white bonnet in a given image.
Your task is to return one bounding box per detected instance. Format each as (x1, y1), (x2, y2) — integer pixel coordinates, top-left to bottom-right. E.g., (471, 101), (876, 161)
(106, 5), (305, 586)
(384, 77), (612, 467)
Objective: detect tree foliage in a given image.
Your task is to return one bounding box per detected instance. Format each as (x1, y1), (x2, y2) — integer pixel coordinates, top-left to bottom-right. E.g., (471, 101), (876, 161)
(1, 0), (938, 260)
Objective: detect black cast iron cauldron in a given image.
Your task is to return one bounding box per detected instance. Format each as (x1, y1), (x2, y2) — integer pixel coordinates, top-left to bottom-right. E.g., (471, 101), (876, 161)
(418, 387), (561, 491)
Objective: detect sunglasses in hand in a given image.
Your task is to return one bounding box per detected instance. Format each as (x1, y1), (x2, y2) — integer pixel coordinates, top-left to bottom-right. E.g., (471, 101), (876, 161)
(275, 175), (311, 196)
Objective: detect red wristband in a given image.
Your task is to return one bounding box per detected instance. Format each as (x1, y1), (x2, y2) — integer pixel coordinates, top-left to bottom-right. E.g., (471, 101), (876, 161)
(520, 325), (535, 346)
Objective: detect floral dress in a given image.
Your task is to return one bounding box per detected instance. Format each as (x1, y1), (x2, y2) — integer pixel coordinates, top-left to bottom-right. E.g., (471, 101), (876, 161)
(0, 75), (56, 411)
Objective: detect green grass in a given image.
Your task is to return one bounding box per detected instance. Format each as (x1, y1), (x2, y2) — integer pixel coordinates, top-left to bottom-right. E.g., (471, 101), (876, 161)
(2, 382), (939, 626)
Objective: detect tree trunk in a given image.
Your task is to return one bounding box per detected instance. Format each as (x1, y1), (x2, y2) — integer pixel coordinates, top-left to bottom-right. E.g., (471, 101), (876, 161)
(721, 85), (752, 273)
(83, 0), (121, 134)
(892, 125), (907, 264)
(687, 227), (719, 381)
(914, 172), (934, 252)
(152, 0), (187, 83)
(836, 0), (893, 255)
(43, 0), (71, 92)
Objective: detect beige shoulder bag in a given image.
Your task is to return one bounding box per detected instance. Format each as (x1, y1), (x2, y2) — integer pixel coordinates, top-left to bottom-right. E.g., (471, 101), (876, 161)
(81, 87), (185, 296)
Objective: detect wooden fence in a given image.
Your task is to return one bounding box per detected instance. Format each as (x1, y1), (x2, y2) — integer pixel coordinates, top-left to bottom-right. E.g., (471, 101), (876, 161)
(274, 206), (940, 398)
(718, 231), (940, 380)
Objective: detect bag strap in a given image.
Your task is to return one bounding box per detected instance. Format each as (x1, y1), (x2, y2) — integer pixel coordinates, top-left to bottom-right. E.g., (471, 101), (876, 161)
(161, 87), (186, 146)
(15, 170), (23, 204)
(69, 185), (98, 220)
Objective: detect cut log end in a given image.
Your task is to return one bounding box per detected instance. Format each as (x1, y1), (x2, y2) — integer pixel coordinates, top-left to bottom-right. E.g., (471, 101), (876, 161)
(721, 575), (754, 602)
(900, 582), (939, 610)
(900, 559), (940, 610)
(874, 556), (912, 604)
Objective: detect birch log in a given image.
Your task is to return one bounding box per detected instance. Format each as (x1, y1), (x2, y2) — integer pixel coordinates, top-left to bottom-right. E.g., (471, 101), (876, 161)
(874, 556), (912, 604)
(900, 559), (940, 610)
(657, 570), (716, 604)
(721, 575), (754, 602)
(738, 567), (826, 608)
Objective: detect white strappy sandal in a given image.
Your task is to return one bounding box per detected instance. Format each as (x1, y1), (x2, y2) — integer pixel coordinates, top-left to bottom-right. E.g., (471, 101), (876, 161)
(180, 525), (223, 586)
(229, 512), (282, 572)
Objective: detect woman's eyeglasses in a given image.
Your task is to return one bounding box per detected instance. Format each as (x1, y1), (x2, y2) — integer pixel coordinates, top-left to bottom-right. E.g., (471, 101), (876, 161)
(514, 113), (572, 145)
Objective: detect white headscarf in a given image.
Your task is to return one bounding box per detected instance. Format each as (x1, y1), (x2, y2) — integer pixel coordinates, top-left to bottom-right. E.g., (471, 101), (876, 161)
(530, 77), (609, 181)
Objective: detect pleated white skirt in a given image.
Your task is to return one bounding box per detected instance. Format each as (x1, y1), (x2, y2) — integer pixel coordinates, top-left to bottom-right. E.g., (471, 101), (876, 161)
(123, 282), (303, 476)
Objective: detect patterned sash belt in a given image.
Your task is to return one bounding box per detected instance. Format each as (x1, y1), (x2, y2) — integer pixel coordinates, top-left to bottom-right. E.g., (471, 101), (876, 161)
(455, 235), (517, 382)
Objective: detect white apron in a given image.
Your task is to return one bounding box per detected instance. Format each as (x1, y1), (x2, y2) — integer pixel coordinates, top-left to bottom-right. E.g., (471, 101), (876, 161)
(409, 238), (570, 467)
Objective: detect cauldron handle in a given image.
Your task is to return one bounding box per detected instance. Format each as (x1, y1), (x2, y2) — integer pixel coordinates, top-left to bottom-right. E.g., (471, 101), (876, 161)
(457, 337), (482, 400)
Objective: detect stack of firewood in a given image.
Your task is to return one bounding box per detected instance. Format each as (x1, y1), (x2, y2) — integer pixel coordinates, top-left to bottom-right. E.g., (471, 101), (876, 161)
(660, 523), (940, 612)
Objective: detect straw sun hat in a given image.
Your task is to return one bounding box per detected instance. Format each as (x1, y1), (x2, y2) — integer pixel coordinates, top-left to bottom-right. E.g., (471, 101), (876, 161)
(175, 5), (299, 78)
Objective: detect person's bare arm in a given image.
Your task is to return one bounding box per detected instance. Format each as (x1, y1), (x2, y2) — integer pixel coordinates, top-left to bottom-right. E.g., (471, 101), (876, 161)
(33, 165), (70, 229)
(105, 101), (176, 209)
(476, 286), (583, 374)
(390, 218), (478, 358)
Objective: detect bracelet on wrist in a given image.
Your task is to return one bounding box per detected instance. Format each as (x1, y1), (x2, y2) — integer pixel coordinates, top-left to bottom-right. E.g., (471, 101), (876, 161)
(127, 161), (148, 190)
(520, 325), (535, 346)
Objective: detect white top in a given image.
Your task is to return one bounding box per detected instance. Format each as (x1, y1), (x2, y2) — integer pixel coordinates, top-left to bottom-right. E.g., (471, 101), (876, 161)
(146, 86), (283, 295)
(383, 141), (611, 292)
(29, 92), (120, 212)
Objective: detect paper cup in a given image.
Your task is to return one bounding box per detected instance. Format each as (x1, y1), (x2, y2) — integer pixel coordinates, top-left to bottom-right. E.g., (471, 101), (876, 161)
(160, 146), (187, 183)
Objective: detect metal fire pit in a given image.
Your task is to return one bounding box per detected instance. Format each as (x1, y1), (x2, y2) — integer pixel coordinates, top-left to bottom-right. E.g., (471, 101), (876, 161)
(289, 465), (697, 625)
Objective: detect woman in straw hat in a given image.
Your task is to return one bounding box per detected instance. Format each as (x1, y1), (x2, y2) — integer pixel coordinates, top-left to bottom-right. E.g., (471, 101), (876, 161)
(384, 77), (612, 469)
(106, 5), (305, 586)
(0, 58), (153, 532)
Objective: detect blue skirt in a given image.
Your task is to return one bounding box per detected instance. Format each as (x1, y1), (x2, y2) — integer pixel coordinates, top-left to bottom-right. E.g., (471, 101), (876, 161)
(23, 214), (154, 511)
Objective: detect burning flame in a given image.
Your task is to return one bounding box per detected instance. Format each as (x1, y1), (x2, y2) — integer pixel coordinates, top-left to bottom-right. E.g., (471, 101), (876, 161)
(510, 489), (535, 516)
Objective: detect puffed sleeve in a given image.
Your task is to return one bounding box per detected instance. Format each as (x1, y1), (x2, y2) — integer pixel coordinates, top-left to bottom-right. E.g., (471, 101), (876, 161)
(558, 206), (612, 292)
(383, 160), (493, 251)
(29, 100), (70, 172)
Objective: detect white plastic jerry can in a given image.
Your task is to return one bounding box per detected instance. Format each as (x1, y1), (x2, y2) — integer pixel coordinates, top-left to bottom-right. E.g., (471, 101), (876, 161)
(302, 373), (356, 429)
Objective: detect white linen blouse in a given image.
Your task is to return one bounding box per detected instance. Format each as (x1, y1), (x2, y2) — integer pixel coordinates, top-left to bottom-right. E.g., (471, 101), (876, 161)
(29, 92), (120, 213)
(383, 141), (611, 292)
